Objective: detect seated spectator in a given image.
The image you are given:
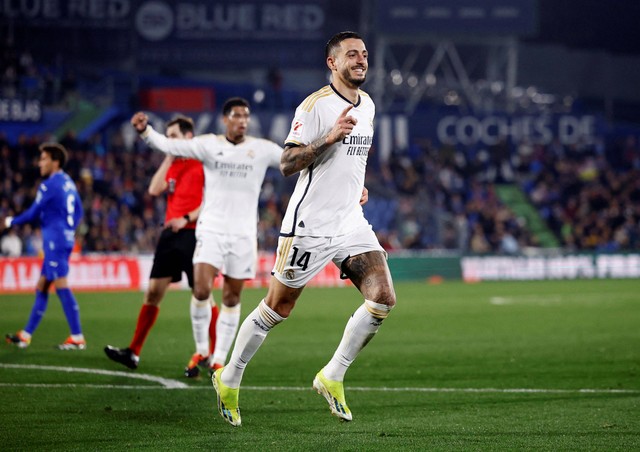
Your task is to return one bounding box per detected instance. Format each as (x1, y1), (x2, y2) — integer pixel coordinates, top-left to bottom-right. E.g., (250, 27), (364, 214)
(1, 229), (22, 256)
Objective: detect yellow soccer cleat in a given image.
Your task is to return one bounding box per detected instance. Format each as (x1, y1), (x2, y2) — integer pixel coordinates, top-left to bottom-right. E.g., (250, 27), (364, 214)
(211, 367), (241, 427)
(312, 369), (353, 422)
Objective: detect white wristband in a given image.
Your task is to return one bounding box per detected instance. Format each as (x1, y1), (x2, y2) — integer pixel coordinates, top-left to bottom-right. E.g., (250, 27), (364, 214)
(5, 216), (13, 228)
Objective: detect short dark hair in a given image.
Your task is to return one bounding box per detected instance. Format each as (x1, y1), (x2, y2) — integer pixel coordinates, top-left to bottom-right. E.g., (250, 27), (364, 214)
(325, 31), (364, 59)
(222, 97), (250, 116)
(39, 143), (68, 168)
(166, 115), (195, 136)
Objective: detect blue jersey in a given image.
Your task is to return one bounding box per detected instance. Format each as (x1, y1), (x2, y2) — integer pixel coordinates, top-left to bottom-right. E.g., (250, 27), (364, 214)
(12, 171), (83, 253)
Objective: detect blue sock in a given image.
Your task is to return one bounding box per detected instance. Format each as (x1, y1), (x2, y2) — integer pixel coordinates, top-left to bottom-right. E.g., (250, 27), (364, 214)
(57, 288), (83, 335)
(24, 290), (49, 335)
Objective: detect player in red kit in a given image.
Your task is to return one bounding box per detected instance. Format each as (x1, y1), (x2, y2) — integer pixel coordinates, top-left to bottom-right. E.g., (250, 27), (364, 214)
(104, 116), (217, 371)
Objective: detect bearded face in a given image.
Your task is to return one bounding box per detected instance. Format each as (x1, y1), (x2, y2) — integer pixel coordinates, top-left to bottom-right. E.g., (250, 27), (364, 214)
(331, 38), (368, 89)
(340, 63), (367, 87)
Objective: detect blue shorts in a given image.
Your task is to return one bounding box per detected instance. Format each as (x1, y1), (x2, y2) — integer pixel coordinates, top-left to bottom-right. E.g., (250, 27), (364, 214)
(41, 248), (72, 281)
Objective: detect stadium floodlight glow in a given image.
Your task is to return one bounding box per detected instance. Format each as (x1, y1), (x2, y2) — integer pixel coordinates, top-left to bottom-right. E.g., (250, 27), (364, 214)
(444, 90), (460, 105)
(490, 81), (504, 95)
(511, 86), (525, 98)
(407, 74), (418, 88)
(425, 73), (437, 86)
(532, 93), (555, 104)
(390, 70), (403, 86)
(253, 89), (265, 104)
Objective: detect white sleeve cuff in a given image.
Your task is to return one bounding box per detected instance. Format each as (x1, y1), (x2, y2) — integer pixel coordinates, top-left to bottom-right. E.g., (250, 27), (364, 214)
(5, 216), (13, 228)
(140, 125), (151, 139)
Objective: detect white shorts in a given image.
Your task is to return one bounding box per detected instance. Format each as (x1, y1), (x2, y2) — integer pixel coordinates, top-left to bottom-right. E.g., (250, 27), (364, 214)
(193, 231), (257, 280)
(272, 224), (386, 288)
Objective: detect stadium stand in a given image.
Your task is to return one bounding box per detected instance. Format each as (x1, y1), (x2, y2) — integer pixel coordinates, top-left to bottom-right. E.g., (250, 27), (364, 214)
(4, 121), (638, 257)
(1, 40), (639, 257)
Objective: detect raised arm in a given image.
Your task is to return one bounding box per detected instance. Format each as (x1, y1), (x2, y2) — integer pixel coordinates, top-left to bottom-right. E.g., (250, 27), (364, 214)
(280, 105), (357, 177)
(131, 111), (208, 161)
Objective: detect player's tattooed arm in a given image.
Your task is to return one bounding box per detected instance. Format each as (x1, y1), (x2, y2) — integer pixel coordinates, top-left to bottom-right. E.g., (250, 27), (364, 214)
(280, 137), (331, 176)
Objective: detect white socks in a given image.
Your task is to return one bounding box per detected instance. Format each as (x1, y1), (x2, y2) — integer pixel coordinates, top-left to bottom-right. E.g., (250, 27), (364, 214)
(220, 298), (392, 388)
(221, 300), (284, 388)
(210, 303), (242, 368)
(322, 299), (392, 382)
(190, 295), (213, 356)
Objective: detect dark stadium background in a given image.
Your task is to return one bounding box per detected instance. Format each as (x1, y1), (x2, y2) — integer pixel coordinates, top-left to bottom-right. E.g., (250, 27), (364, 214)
(2, 0), (640, 281)
(1, 3), (639, 449)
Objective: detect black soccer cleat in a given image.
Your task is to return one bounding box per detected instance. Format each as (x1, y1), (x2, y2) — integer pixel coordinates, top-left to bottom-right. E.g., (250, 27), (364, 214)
(183, 353), (209, 378)
(104, 345), (139, 370)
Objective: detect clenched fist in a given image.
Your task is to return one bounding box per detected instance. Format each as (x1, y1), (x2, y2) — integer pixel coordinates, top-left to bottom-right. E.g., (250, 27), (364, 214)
(131, 111), (149, 133)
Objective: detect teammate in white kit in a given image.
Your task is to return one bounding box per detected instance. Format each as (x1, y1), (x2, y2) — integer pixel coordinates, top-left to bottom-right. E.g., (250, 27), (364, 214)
(212, 31), (396, 426)
(131, 98), (283, 376)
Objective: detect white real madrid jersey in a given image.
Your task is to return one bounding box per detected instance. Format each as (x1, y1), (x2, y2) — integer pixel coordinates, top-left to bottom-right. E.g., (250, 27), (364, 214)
(283, 84), (375, 237)
(143, 128), (282, 236)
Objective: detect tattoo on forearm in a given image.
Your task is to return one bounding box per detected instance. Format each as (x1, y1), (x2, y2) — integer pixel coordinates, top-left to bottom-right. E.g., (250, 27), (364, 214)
(310, 136), (329, 156)
(282, 135), (330, 175)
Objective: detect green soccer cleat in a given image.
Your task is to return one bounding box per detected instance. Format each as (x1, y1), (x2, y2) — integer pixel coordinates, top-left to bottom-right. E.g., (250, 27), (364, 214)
(312, 369), (353, 422)
(211, 367), (241, 427)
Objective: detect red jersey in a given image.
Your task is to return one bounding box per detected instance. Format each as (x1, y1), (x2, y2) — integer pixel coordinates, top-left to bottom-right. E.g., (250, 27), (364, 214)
(165, 158), (204, 229)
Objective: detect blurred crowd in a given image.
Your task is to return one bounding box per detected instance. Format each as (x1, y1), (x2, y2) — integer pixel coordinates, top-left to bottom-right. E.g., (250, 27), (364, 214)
(2, 42), (639, 256)
(0, 129), (290, 257)
(2, 43), (78, 106)
(364, 138), (536, 254)
(515, 135), (640, 251)
(364, 132), (640, 253)
(2, 124), (639, 257)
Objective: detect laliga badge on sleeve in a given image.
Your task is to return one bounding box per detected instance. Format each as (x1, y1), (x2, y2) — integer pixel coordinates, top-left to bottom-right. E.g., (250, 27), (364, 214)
(291, 120), (304, 139)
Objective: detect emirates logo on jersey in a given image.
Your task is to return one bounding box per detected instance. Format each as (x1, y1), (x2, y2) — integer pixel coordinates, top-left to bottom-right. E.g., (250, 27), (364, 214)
(291, 120), (304, 139)
(343, 134), (373, 156)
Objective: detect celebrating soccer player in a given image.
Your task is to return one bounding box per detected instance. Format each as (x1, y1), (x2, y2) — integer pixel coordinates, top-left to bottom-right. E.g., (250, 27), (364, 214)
(130, 98), (284, 376)
(211, 31), (396, 426)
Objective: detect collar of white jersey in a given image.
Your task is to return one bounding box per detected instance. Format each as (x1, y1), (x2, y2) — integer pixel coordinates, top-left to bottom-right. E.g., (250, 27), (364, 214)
(330, 83), (361, 108)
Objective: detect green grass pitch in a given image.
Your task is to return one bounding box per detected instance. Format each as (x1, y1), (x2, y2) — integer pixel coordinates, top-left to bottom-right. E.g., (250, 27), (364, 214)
(1, 279), (639, 450)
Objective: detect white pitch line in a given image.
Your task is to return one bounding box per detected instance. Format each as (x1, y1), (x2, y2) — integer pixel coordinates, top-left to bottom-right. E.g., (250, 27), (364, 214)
(0, 364), (638, 394)
(0, 383), (637, 394)
(490, 295), (563, 305)
(249, 386), (640, 394)
(0, 363), (187, 389)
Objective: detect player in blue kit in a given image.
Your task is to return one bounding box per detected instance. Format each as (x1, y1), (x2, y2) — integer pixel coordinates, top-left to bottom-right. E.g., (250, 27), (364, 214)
(4, 143), (86, 350)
